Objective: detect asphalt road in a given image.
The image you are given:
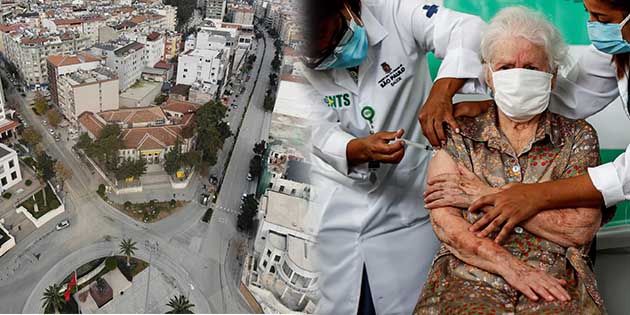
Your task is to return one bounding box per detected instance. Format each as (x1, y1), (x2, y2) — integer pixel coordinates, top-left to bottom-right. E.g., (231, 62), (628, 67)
(0, 27), (275, 314)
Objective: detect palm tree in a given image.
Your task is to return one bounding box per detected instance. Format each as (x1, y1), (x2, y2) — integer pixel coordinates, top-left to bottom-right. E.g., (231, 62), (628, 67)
(166, 295), (195, 314)
(119, 238), (137, 267)
(41, 283), (64, 313)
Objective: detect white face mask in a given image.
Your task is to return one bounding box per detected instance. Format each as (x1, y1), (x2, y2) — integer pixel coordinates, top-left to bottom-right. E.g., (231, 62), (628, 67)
(491, 68), (553, 122)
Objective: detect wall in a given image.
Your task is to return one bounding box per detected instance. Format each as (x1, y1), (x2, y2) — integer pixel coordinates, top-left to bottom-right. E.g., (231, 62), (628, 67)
(0, 223), (15, 257)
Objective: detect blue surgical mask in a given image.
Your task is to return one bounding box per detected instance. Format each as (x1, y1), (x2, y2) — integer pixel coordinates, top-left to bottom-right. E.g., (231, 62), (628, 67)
(315, 18), (368, 70)
(587, 13), (630, 55)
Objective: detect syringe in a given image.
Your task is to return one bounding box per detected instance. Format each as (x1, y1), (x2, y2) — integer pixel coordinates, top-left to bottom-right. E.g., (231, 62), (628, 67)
(394, 138), (434, 151)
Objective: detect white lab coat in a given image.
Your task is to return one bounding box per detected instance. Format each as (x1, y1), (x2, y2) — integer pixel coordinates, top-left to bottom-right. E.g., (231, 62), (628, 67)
(550, 45), (630, 207)
(305, 1), (485, 314)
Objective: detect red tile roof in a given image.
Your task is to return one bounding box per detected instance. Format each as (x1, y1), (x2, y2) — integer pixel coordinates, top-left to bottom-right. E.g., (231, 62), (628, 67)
(98, 106), (167, 125)
(46, 52), (101, 67)
(162, 99), (199, 115)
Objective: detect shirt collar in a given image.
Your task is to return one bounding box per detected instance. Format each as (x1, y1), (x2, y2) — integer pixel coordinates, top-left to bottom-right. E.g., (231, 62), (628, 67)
(459, 105), (563, 153)
(360, 4), (387, 47)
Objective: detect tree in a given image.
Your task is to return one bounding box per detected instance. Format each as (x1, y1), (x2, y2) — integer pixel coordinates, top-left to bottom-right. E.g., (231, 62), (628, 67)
(181, 150), (201, 169)
(253, 140), (266, 155)
(271, 54), (281, 72)
(21, 126), (42, 147)
(41, 283), (64, 313)
(269, 73), (278, 86)
(55, 161), (72, 187)
(263, 93), (275, 112)
(115, 158), (147, 180)
(33, 92), (48, 115)
(166, 294), (195, 314)
(75, 132), (93, 150)
(46, 108), (62, 127)
(119, 238), (137, 267)
(36, 151), (56, 182)
(88, 124), (123, 172)
(249, 155), (263, 178)
(237, 195), (259, 233)
(164, 141), (182, 176)
(154, 94), (168, 105)
(195, 101), (229, 166)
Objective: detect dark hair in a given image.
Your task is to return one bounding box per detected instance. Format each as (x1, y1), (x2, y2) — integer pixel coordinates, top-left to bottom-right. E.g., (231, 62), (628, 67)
(302, 0), (361, 58)
(606, 0), (630, 78)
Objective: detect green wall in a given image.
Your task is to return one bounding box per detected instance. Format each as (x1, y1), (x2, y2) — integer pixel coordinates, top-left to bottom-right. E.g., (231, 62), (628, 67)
(429, 0), (591, 78)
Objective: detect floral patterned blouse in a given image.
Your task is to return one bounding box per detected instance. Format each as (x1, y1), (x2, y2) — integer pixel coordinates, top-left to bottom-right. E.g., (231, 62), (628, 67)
(415, 106), (611, 315)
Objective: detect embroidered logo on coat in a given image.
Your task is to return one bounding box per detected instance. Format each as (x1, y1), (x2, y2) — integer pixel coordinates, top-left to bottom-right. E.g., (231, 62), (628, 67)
(381, 62), (392, 73)
(422, 4), (439, 18)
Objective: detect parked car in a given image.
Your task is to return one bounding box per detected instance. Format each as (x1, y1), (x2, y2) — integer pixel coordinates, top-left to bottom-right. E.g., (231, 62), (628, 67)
(48, 128), (54, 135)
(200, 194), (209, 206)
(56, 219), (70, 230)
(42, 120), (48, 126)
(247, 173), (253, 181)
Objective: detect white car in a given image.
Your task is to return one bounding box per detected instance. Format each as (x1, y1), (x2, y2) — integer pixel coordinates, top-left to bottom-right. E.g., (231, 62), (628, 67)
(56, 219), (70, 230)
(48, 128), (54, 134)
(42, 120), (48, 126)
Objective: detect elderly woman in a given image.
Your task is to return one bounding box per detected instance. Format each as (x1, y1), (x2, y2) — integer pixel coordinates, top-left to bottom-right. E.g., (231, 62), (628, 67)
(414, 7), (609, 315)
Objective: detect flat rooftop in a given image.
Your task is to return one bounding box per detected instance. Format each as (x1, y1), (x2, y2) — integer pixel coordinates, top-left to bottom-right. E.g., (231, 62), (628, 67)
(0, 143), (13, 159)
(264, 190), (309, 233)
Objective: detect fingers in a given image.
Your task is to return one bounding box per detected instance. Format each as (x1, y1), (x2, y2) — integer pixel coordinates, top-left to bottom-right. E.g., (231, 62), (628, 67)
(478, 213), (507, 239)
(543, 277), (571, 302)
(377, 129), (404, 141)
(494, 222), (515, 244)
(514, 283), (539, 301)
(434, 119), (447, 147)
(424, 179), (459, 195)
(374, 146), (405, 164)
(444, 111), (460, 134)
(426, 119), (440, 148)
(531, 283), (555, 302)
(469, 195), (495, 213)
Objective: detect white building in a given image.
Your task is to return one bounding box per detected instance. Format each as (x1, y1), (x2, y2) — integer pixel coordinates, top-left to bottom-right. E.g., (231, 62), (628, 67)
(176, 48), (227, 97)
(0, 222), (16, 257)
(91, 41), (145, 92)
(248, 190), (319, 314)
(134, 32), (165, 68)
(155, 5), (178, 32)
(0, 143), (21, 192)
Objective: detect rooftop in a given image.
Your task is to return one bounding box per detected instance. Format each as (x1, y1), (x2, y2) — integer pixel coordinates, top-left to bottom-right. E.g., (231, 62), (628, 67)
(98, 106), (168, 125)
(0, 143), (12, 159)
(47, 52), (101, 67)
(63, 68), (117, 86)
(285, 160), (310, 184)
(264, 191), (310, 234)
(114, 42), (144, 57)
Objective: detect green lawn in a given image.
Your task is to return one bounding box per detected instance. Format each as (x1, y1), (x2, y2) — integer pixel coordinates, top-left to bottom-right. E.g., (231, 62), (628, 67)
(19, 184), (61, 219)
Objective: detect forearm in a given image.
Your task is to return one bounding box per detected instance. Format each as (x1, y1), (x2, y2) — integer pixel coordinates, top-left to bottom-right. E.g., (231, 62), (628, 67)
(522, 206), (602, 247)
(519, 175), (603, 210)
(431, 207), (520, 276)
(429, 78), (467, 100)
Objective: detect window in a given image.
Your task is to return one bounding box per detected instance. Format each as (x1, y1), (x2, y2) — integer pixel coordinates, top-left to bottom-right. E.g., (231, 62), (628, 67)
(274, 255), (280, 262)
(262, 260), (267, 268)
(1, 177), (7, 186)
(267, 249), (271, 257)
(270, 266), (275, 274)
(279, 185), (285, 193)
(10, 172), (16, 180)
(291, 188), (296, 195)
(8, 160), (14, 168)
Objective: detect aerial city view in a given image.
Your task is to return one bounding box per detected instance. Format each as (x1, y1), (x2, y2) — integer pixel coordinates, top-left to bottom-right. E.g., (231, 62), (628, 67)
(0, 0), (313, 313)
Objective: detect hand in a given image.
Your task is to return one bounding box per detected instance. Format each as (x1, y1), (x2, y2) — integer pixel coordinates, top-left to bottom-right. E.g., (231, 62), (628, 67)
(500, 260), (570, 302)
(419, 94), (458, 148)
(453, 100), (494, 118)
(346, 129), (405, 166)
(468, 183), (544, 243)
(424, 163), (499, 209)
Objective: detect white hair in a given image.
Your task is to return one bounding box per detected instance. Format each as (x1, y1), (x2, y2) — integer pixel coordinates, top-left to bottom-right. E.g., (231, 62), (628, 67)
(481, 6), (568, 70)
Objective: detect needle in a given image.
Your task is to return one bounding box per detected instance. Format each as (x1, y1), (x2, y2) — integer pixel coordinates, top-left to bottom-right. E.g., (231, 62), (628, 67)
(394, 138), (434, 151)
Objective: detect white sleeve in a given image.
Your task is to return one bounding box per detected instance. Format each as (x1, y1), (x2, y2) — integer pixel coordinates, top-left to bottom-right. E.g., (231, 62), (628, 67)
(550, 45), (620, 120)
(588, 144), (630, 207)
(398, 1), (485, 92)
(306, 87), (368, 180)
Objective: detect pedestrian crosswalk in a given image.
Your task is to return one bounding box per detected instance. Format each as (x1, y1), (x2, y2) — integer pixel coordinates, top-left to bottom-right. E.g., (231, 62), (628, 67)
(213, 205), (241, 216)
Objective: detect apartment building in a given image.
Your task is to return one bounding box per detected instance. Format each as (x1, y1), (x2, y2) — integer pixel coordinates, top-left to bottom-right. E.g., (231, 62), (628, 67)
(91, 40), (145, 91)
(3, 31), (90, 88)
(57, 68), (119, 124)
(46, 52), (102, 107)
(205, 0), (227, 21)
(232, 5), (255, 25)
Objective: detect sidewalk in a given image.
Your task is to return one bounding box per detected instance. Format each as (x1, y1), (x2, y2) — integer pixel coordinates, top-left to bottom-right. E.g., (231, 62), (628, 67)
(107, 175), (202, 204)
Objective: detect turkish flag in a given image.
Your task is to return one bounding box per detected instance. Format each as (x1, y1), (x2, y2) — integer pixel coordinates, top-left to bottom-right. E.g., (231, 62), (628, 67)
(64, 272), (77, 302)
